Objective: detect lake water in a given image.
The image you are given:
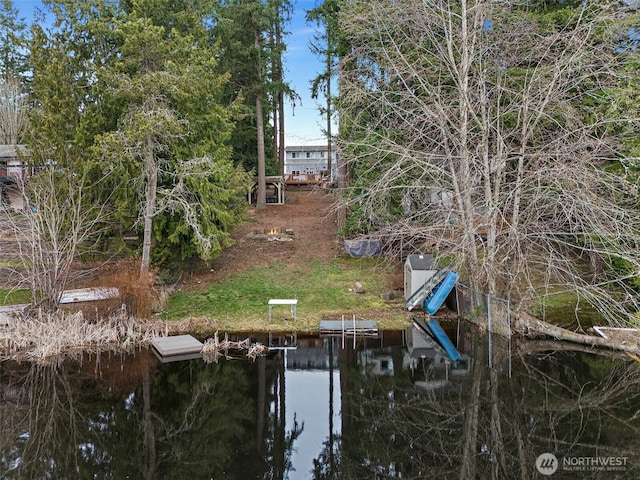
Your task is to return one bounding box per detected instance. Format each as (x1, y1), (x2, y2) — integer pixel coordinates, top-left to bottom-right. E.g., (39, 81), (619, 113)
(1, 320), (639, 479)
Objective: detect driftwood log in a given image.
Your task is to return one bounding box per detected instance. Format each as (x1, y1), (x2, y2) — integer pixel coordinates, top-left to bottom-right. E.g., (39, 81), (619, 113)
(514, 312), (640, 357)
(514, 339), (633, 360)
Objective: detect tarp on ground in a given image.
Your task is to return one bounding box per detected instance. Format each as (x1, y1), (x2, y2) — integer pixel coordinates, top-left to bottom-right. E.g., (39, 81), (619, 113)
(344, 238), (382, 257)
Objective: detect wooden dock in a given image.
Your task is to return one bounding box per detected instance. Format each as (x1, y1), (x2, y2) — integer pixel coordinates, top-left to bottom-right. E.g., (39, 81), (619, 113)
(0, 287), (119, 325)
(319, 319), (378, 337)
(152, 335), (203, 362)
(58, 287), (120, 304)
(0, 304), (27, 326)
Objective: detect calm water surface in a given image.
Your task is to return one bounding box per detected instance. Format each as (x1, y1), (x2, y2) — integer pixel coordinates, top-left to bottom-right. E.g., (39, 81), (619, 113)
(1, 322), (639, 479)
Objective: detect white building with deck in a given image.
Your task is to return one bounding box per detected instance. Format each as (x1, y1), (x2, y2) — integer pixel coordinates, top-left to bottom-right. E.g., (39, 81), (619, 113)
(284, 145), (337, 185)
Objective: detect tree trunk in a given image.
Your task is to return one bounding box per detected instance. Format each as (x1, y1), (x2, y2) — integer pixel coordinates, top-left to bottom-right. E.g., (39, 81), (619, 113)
(141, 136), (157, 276)
(272, 98), (278, 173)
(325, 43), (332, 183)
(255, 32), (266, 211)
(278, 91), (285, 176)
(256, 354), (265, 452)
(515, 312), (640, 356)
(142, 361), (156, 480)
(336, 57), (347, 232)
(453, 0), (481, 292)
(490, 368), (507, 479)
(275, 7), (285, 176)
(459, 358), (481, 480)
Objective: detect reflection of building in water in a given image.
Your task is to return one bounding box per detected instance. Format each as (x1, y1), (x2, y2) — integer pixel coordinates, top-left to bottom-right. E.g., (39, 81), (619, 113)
(405, 324), (470, 389)
(261, 329), (473, 385)
(360, 351), (396, 376)
(348, 323), (470, 383)
(278, 331), (407, 371)
(267, 332), (298, 350)
(285, 337), (339, 370)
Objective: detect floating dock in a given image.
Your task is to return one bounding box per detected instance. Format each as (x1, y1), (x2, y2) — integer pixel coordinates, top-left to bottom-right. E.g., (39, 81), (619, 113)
(58, 287), (120, 304)
(319, 319), (378, 337)
(592, 326), (640, 340)
(0, 287), (120, 325)
(152, 335), (203, 362)
(0, 304), (27, 326)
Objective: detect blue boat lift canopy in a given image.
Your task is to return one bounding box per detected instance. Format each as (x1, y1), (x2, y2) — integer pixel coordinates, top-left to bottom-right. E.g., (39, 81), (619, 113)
(405, 268), (461, 362)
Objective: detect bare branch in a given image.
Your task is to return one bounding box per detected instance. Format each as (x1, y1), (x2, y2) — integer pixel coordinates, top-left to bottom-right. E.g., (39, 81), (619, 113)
(338, 0), (640, 324)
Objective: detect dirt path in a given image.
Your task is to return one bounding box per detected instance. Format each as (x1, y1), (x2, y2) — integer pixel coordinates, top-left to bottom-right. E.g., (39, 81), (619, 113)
(182, 187), (342, 288)
(0, 188), (343, 291)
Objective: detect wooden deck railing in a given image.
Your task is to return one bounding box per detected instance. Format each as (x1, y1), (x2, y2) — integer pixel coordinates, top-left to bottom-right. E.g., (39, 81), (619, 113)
(284, 173), (323, 185)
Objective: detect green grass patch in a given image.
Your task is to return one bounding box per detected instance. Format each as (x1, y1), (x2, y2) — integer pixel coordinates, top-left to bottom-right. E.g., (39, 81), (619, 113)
(0, 260), (26, 268)
(161, 257), (408, 331)
(532, 291), (604, 329)
(0, 288), (31, 306)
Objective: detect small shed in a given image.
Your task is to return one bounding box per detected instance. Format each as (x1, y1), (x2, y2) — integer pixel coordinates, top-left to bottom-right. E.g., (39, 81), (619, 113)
(248, 175), (285, 205)
(404, 254), (437, 300)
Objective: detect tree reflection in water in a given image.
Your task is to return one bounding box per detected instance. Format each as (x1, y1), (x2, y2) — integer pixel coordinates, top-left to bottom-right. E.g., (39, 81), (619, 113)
(332, 329), (640, 479)
(0, 326), (639, 479)
(0, 347), (303, 479)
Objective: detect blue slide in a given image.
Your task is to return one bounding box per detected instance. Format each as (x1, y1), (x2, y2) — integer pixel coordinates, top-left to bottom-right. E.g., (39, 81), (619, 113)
(426, 318), (460, 362)
(424, 271), (458, 315)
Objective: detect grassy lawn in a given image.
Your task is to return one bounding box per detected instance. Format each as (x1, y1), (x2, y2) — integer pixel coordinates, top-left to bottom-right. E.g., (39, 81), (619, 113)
(532, 291), (604, 329)
(161, 257), (411, 332)
(0, 288), (31, 305)
(1, 257), (412, 332)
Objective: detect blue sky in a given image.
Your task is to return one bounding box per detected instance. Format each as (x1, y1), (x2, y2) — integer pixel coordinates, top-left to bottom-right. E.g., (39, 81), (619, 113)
(15, 0), (329, 147)
(283, 0), (332, 146)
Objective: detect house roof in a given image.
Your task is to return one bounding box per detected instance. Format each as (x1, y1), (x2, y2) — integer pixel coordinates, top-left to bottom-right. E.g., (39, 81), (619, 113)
(405, 254), (436, 270)
(0, 145), (28, 159)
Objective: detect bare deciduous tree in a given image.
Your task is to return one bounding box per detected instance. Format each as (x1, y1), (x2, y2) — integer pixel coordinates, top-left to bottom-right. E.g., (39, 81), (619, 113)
(6, 166), (109, 311)
(0, 78), (26, 144)
(338, 0), (640, 326)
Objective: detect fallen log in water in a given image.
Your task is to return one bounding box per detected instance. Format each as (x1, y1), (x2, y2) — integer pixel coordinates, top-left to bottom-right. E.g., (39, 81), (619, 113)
(515, 312), (640, 356)
(514, 339), (633, 360)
